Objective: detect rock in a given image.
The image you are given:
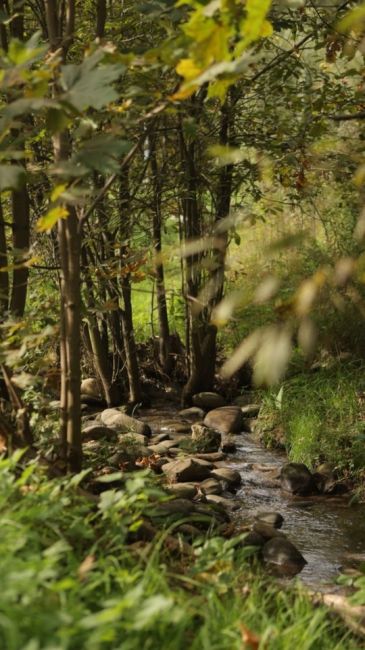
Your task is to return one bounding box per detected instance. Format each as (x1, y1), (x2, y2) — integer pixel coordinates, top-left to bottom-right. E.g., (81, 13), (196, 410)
(233, 394), (256, 407)
(191, 424), (221, 452)
(262, 537), (307, 576)
(192, 392), (226, 410)
(241, 531), (266, 548)
(119, 432), (148, 446)
(194, 502), (229, 523)
(148, 440), (179, 455)
(204, 406), (243, 434)
(82, 424), (117, 441)
(240, 404), (261, 417)
(199, 478), (223, 495)
(205, 494), (239, 510)
(100, 408), (151, 437)
(242, 418), (258, 433)
(194, 451), (226, 462)
(252, 522), (285, 540)
(156, 498), (196, 516)
(280, 462), (317, 496)
(221, 435), (237, 453)
(210, 467), (242, 487)
(179, 407), (205, 422)
(81, 378), (101, 399)
(167, 483), (198, 499)
(254, 511), (284, 529)
(175, 523), (202, 539)
(150, 433), (171, 444)
(162, 458), (212, 483)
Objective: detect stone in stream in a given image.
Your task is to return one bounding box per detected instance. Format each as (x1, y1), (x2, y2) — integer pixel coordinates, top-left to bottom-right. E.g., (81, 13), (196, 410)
(81, 378), (101, 400)
(233, 394), (257, 407)
(199, 478), (223, 495)
(280, 462), (317, 496)
(240, 404), (261, 418)
(167, 483), (198, 499)
(194, 451), (226, 462)
(179, 407), (205, 422)
(262, 537), (307, 576)
(82, 423), (117, 442)
(210, 467), (242, 488)
(240, 531), (266, 548)
(254, 511), (284, 529)
(118, 432), (148, 446)
(192, 392), (226, 410)
(148, 440), (179, 455)
(150, 433), (171, 444)
(221, 434), (237, 453)
(162, 458), (213, 483)
(191, 424), (221, 453)
(252, 522), (286, 540)
(155, 498), (196, 516)
(100, 408), (151, 437)
(205, 494), (239, 510)
(204, 406), (243, 434)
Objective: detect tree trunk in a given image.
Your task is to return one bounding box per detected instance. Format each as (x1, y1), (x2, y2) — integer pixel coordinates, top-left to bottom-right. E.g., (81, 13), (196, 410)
(10, 185), (30, 317)
(149, 133), (172, 373)
(0, 199), (9, 316)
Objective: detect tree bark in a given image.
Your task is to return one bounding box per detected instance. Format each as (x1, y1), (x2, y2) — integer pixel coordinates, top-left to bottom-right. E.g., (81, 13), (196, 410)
(0, 199), (9, 316)
(149, 133), (172, 373)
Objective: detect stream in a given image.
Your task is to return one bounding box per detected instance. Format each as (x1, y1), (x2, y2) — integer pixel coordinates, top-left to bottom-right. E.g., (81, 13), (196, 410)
(141, 403), (365, 590)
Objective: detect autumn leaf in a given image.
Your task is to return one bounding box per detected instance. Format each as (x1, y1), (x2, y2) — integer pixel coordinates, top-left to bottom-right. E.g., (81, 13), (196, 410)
(239, 623), (261, 650)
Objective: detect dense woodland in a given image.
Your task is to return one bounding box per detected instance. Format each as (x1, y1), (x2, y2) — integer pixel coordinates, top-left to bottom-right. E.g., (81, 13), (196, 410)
(1, 0), (365, 648)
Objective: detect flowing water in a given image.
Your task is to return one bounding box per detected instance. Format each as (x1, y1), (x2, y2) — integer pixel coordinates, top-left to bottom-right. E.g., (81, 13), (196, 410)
(142, 404), (365, 590)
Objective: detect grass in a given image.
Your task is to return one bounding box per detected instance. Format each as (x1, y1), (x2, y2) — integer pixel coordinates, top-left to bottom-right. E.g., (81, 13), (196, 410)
(0, 452), (360, 650)
(259, 358), (365, 483)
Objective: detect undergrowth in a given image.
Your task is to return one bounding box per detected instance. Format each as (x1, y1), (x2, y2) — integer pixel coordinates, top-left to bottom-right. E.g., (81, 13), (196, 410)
(260, 359), (365, 484)
(0, 452), (358, 650)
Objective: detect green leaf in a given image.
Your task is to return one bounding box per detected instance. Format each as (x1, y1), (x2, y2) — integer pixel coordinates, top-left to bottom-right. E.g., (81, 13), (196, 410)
(61, 51), (125, 111)
(72, 135), (132, 173)
(0, 165), (26, 192)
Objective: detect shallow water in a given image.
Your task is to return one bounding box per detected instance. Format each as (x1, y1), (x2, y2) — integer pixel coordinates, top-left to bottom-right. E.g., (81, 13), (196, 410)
(142, 404), (365, 589)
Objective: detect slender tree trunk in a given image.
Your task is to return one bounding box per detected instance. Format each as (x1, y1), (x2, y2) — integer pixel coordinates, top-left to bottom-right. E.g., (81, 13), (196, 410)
(46, 0), (81, 472)
(119, 168), (142, 403)
(95, 0), (107, 38)
(149, 133), (171, 372)
(10, 185), (30, 316)
(0, 199), (9, 316)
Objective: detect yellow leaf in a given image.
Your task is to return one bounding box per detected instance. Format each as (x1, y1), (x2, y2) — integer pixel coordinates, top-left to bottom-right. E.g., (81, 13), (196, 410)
(170, 84), (198, 101)
(50, 183), (67, 202)
(176, 58), (202, 81)
(36, 206), (69, 232)
(260, 19), (273, 37)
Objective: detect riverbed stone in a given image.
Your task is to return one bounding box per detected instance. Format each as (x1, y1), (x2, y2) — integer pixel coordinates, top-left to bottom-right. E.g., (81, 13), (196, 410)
(221, 434), (237, 453)
(210, 467), (242, 487)
(280, 462), (316, 496)
(179, 407), (205, 421)
(162, 458), (212, 483)
(81, 378), (101, 399)
(100, 408), (151, 437)
(204, 406), (243, 434)
(254, 511), (284, 529)
(156, 498), (196, 516)
(205, 494), (239, 510)
(192, 392), (226, 410)
(240, 404), (261, 417)
(262, 537), (307, 576)
(191, 424), (221, 452)
(148, 440), (179, 454)
(167, 483), (198, 499)
(252, 522), (285, 540)
(199, 478), (223, 495)
(82, 424), (117, 441)
(194, 451), (226, 462)
(118, 432), (148, 446)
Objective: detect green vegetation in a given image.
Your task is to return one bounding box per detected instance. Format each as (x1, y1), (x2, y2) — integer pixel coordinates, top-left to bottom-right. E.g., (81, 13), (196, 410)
(259, 359), (365, 484)
(0, 455), (357, 650)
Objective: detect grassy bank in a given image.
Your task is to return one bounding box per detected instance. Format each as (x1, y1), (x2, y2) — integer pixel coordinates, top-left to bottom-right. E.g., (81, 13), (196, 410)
(0, 453), (359, 650)
(258, 358), (365, 493)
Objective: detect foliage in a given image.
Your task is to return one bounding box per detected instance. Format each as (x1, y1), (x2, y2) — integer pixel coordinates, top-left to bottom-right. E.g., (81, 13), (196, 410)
(0, 456), (357, 650)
